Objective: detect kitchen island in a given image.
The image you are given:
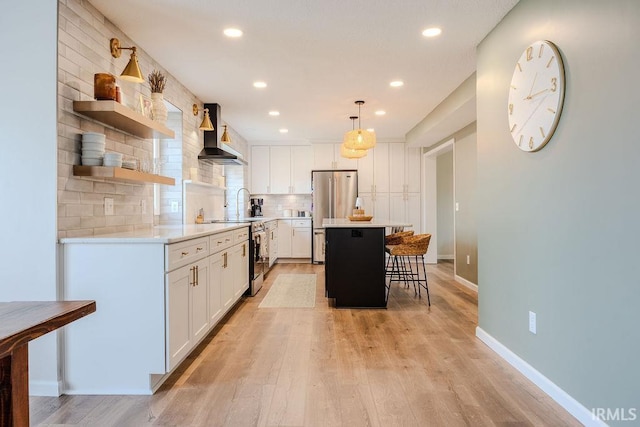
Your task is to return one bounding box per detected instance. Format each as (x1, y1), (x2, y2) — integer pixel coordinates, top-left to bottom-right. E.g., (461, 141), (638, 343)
(323, 219), (411, 308)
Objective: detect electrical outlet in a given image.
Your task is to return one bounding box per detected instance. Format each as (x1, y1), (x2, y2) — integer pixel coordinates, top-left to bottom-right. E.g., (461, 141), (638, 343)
(104, 198), (114, 216)
(529, 311), (537, 334)
(141, 200), (147, 214)
(171, 201), (179, 212)
(466, 255), (471, 265)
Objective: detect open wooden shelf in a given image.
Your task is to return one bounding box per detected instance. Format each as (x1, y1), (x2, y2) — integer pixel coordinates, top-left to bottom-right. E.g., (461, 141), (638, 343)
(73, 165), (175, 185)
(73, 100), (175, 139)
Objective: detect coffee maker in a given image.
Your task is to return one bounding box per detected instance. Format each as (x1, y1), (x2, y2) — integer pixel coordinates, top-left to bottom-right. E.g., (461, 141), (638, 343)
(250, 198), (263, 217)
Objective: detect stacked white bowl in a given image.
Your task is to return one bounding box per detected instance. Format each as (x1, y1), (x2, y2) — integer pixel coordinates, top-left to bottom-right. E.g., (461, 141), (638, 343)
(103, 152), (123, 168)
(81, 132), (106, 166)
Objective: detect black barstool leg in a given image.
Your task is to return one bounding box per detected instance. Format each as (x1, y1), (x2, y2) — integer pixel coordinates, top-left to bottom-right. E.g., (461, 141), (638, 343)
(421, 255), (430, 306)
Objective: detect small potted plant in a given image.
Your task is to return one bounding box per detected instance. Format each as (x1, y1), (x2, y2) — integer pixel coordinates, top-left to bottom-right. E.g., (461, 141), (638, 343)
(148, 70), (168, 124)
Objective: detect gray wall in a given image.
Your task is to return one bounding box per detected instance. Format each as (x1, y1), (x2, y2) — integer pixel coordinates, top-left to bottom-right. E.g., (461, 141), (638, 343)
(477, 0), (640, 420)
(454, 123), (478, 284)
(436, 151), (454, 259)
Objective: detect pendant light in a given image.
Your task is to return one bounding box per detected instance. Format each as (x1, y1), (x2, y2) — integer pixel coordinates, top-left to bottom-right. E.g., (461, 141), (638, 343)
(343, 100), (376, 150)
(341, 116), (368, 159)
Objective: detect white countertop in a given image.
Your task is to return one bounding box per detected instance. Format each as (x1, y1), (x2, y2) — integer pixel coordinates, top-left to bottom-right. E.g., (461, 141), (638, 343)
(59, 223), (250, 244)
(322, 219), (412, 228)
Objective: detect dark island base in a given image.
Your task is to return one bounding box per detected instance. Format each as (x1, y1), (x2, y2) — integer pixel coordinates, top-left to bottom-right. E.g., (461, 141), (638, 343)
(325, 227), (387, 308)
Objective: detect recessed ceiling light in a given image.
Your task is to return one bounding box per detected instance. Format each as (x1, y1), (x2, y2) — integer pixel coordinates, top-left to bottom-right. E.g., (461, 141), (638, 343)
(223, 28), (243, 38)
(422, 27), (442, 37)
(367, 128), (375, 132)
(390, 80), (404, 87)
(253, 81), (267, 88)
(279, 128), (289, 133)
(375, 110), (386, 116)
(269, 111), (280, 116)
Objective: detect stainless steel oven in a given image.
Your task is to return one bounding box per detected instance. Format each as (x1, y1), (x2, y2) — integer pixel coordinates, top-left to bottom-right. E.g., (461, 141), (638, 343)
(251, 221), (266, 296)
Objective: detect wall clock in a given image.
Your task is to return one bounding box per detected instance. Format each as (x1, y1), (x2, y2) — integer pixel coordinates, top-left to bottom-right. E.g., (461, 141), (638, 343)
(508, 40), (565, 152)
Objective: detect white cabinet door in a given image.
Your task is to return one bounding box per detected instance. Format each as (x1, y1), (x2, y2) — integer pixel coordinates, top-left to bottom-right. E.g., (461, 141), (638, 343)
(357, 153), (374, 193)
(291, 146), (312, 193)
(334, 144), (358, 170)
(374, 192), (390, 221)
(389, 193), (406, 223)
(277, 220), (292, 257)
(233, 241), (249, 297)
(313, 144), (335, 169)
(406, 192), (421, 233)
(191, 258), (209, 343)
(209, 253), (223, 326)
(270, 146), (292, 194)
(406, 147), (421, 193)
(251, 146), (270, 194)
(389, 144), (405, 193)
(291, 227), (311, 257)
(358, 193), (374, 216)
(166, 265), (191, 371)
(268, 221), (278, 265)
(373, 143), (390, 193)
(221, 250), (234, 310)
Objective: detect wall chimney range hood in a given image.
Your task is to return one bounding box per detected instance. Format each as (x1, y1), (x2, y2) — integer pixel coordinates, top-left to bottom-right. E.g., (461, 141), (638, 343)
(198, 103), (247, 165)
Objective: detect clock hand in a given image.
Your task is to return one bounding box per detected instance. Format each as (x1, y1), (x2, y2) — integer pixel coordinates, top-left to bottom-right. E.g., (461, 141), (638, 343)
(515, 95), (547, 137)
(527, 72), (539, 98)
(524, 88), (549, 100)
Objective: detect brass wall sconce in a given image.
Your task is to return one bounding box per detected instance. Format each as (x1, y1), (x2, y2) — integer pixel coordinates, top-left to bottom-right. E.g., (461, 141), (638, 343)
(220, 125), (231, 143)
(110, 38), (144, 83)
(199, 108), (214, 131)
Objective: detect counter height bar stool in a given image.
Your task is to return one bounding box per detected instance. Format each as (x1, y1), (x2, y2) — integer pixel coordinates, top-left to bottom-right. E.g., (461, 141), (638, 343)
(386, 234), (431, 306)
(385, 230), (414, 279)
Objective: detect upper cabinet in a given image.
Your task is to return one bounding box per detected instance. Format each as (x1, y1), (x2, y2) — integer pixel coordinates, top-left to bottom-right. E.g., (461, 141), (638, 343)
(250, 145), (312, 194)
(357, 142), (389, 194)
(73, 100), (175, 139)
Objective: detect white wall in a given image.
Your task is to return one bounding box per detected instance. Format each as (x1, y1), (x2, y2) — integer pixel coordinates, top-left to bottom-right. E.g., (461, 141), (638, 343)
(0, 0), (60, 394)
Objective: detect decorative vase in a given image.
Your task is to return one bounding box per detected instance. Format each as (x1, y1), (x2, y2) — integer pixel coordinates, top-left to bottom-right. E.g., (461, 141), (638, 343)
(150, 92), (168, 124)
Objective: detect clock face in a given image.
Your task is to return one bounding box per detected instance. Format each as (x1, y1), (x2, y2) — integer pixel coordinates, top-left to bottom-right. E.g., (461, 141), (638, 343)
(508, 40), (565, 152)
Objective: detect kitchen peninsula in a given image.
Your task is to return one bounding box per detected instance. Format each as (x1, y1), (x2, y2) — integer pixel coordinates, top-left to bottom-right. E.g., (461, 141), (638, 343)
(58, 223), (250, 395)
(323, 219), (411, 308)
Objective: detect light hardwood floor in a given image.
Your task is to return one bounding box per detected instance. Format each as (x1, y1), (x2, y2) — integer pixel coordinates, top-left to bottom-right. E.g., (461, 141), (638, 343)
(31, 262), (580, 426)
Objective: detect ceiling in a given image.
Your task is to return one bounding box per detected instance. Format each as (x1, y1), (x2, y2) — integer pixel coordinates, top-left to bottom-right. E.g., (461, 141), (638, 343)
(90, 0), (518, 145)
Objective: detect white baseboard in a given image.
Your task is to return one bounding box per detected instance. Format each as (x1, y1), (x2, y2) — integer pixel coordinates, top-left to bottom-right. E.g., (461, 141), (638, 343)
(29, 380), (62, 397)
(454, 274), (478, 292)
(438, 254), (454, 260)
(475, 327), (607, 427)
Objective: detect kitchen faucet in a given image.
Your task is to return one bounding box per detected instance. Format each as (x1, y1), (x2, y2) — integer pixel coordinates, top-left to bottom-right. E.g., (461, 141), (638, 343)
(236, 187), (250, 219)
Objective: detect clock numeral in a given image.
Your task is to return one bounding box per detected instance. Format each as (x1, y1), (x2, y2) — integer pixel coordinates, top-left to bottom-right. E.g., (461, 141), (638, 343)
(550, 77), (557, 92)
(526, 46), (533, 61)
(508, 103), (514, 115)
(519, 135), (524, 146)
(539, 127), (546, 138)
(546, 56), (555, 68)
(516, 62), (522, 72)
(529, 137), (534, 149)
(547, 107), (556, 114)
(538, 44), (544, 58)
(510, 123), (517, 133)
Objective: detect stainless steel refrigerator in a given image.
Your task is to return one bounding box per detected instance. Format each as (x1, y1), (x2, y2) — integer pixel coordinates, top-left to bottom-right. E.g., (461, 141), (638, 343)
(311, 170), (358, 263)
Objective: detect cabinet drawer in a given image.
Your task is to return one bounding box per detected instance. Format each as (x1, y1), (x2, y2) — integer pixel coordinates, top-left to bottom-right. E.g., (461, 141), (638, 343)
(166, 237), (209, 272)
(233, 227), (250, 244)
(292, 219), (310, 228)
(210, 231), (234, 252)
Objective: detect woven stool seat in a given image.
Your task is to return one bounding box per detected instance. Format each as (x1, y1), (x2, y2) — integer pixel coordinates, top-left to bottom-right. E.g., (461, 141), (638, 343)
(385, 234), (432, 305)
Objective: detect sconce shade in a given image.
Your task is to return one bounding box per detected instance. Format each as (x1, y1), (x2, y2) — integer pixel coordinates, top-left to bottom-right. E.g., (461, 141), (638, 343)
(220, 125), (231, 143)
(119, 49), (144, 82)
(199, 108), (214, 131)
(340, 142), (367, 159)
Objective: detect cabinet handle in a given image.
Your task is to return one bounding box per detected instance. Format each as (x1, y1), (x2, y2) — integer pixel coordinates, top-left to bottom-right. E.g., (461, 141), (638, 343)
(271, 231), (274, 239)
(217, 240), (223, 244)
(225, 238), (231, 242)
(196, 247), (203, 252)
(242, 244), (246, 257)
(182, 251), (189, 257)
(189, 267), (195, 287)
(194, 265), (198, 286)
(223, 252), (228, 268)
(292, 229), (295, 237)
